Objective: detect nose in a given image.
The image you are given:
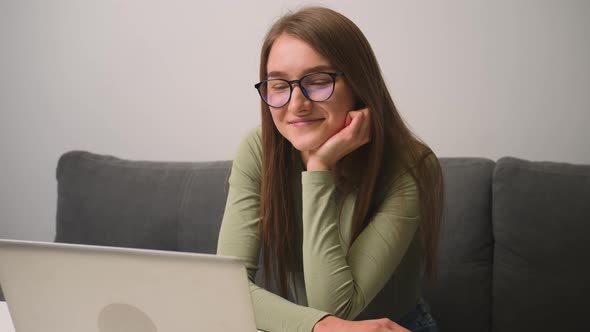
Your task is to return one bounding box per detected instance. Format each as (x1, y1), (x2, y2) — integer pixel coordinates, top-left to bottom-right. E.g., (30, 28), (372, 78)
(287, 83), (311, 113)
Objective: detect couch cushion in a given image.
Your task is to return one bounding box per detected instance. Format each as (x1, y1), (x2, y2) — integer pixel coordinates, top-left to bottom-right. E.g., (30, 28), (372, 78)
(55, 151), (231, 254)
(492, 157), (590, 331)
(423, 158), (495, 332)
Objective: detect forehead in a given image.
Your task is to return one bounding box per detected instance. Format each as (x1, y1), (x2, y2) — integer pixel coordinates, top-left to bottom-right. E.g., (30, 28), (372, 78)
(266, 33), (331, 78)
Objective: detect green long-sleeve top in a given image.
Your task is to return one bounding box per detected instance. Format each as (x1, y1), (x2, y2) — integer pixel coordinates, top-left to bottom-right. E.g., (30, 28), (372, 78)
(217, 127), (422, 332)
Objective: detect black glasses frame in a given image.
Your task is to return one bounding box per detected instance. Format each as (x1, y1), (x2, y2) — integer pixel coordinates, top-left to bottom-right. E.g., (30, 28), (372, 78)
(254, 71), (344, 108)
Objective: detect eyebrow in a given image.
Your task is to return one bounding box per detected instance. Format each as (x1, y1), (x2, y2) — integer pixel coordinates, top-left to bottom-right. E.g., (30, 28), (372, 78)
(266, 65), (336, 79)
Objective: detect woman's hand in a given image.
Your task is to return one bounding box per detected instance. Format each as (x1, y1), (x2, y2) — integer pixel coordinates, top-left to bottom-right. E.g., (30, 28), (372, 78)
(313, 315), (410, 332)
(306, 108), (371, 171)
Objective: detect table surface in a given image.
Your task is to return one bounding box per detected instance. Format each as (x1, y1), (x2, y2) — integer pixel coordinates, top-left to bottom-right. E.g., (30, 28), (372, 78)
(0, 302), (15, 332)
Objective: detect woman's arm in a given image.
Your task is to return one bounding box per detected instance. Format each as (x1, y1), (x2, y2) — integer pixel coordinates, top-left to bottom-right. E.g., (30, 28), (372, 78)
(217, 128), (329, 332)
(300, 108), (421, 319)
(301, 166), (420, 319)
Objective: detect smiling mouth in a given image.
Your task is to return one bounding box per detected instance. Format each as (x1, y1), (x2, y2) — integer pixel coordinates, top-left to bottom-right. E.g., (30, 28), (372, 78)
(289, 119), (324, 127)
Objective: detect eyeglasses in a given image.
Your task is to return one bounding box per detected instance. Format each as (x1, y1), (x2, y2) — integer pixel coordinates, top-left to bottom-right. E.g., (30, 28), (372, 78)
(254, 72), (344, 108)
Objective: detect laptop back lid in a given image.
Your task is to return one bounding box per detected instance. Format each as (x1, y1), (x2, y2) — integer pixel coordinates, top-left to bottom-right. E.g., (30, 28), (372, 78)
(0, 239), (257, 332)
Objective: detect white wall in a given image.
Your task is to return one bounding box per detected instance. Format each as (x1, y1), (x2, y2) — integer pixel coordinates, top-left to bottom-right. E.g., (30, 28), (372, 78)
(1, 0), (589, 241)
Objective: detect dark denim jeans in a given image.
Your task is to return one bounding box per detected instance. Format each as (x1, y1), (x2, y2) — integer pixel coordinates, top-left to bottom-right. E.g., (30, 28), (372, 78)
(397, 299), (439, 332)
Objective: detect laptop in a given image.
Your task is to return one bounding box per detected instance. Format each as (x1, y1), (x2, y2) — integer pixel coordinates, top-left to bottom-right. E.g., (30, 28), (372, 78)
(0, 239), (258, 332)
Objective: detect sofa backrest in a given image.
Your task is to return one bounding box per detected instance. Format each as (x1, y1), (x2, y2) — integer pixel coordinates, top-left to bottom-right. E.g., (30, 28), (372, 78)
(423, 158), (495, 332)
(491, 157), (590, 331)
(56, 151), (231, 254)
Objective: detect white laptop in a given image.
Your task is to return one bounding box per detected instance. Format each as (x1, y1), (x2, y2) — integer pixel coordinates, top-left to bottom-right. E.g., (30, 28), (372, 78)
(0, 239), (258, 332)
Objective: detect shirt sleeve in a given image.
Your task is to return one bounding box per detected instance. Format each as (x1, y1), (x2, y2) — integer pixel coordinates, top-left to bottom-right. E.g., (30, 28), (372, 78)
(216, 127), (330, 332)
(301, 166), (420, 320)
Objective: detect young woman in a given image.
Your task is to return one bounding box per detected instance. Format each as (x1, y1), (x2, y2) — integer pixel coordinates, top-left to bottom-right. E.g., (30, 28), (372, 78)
(217, 6), (443, 332)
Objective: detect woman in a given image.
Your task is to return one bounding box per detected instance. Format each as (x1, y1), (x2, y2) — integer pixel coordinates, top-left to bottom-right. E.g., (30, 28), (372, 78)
(217, 6), (443, 332)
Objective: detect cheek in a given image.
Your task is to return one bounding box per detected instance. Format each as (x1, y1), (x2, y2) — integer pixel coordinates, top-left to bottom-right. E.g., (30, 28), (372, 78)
(335, 83), (357, 110)
(269, 110), (288, 134)
(330, 98), (354, 125)
(328, 91), (354, 115)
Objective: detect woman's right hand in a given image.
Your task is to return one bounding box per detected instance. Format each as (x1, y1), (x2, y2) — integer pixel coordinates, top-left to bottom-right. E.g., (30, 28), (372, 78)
(305, 108), (371, 171)
(313, 315), (410, 332)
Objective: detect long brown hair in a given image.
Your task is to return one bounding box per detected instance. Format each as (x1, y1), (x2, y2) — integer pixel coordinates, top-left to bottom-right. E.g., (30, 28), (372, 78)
(258, 6), (444, 298)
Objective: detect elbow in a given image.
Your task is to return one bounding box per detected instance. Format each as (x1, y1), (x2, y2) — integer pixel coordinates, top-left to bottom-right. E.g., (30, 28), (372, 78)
(332, 303), (356, 321)
(334, 299), (365, 321)
(309, 282), (366, 320)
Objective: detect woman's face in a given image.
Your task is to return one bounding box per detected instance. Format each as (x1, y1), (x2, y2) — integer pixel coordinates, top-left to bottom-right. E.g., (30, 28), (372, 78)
(266, 33), (356, 153)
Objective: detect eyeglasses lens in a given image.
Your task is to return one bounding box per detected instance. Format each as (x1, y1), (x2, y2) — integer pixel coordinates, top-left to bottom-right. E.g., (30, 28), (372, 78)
(302, 73), (334, 102)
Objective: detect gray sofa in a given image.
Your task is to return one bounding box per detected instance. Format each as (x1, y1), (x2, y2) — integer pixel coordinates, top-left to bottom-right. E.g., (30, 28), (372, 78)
(43, 151), (590, 330)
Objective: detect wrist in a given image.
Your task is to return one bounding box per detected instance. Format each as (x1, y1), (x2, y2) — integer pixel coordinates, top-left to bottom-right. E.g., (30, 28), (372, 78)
(313, 315), (340, 332)
(306, 158), (331, 171)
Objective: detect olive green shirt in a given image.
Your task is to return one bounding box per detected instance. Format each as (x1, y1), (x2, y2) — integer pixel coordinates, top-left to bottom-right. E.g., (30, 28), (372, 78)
(217, 127), (422, 332)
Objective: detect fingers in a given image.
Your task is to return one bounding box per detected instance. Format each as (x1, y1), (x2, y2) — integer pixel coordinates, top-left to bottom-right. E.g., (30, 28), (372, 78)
(346, 108), (371, 145)
(345, 113), (353, 126)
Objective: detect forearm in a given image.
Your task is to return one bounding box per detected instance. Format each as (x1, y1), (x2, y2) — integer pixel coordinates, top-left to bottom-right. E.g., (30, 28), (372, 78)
(218, 209), (328, 332)
(301, 171), (364, 318)
(248, 281), (329, 332)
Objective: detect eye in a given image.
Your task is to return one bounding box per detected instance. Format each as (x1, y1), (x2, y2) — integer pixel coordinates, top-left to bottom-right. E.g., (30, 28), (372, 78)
(268, 81), (290, 92)
(303, 73), (334, 87)
(309, 80), (331, 86)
